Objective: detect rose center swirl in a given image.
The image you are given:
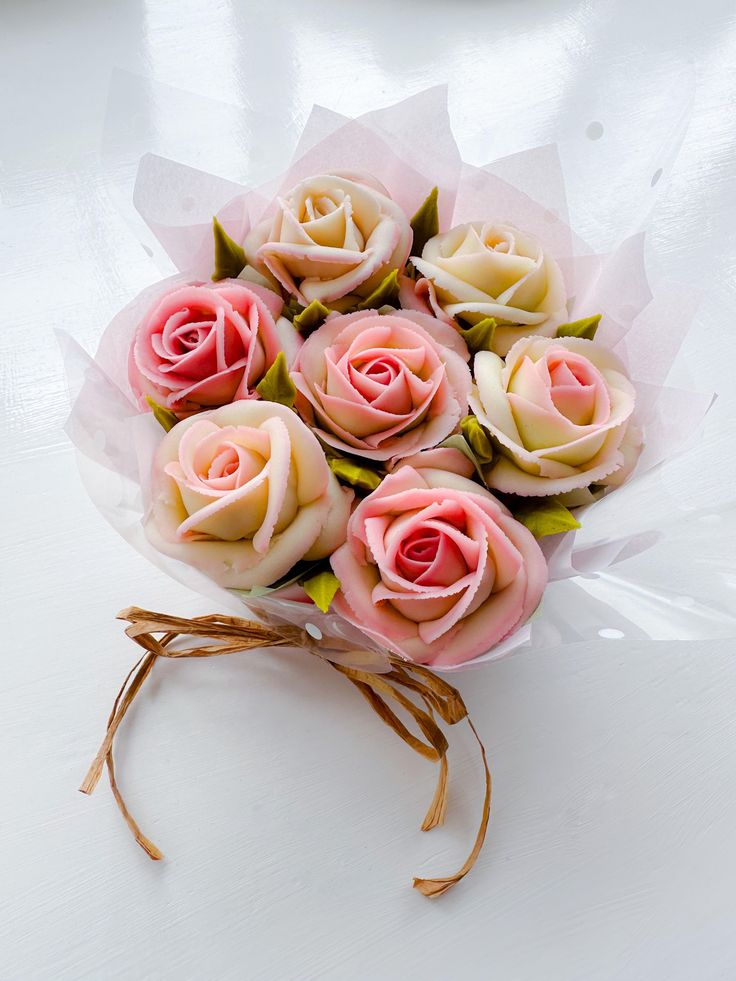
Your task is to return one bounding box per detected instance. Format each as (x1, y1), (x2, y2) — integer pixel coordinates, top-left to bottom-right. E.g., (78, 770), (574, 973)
(395, 525), (469, 588)
(361, 356), (401, 386)
(198, 442), (266, 491)
(167, 312), (214, 356)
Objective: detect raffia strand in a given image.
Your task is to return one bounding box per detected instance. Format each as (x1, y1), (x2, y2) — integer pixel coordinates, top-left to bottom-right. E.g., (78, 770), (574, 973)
(80, 606), (491, 896)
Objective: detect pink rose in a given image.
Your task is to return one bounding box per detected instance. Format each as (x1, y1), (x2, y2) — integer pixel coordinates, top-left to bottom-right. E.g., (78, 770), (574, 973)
(146, 401), (353, 589)
(291, 310), (472, 462)
(471, 336), (638, 496)
(129, 279), (284, 417)
(330, 463), (547, 666)
(243, 173), (412, 306)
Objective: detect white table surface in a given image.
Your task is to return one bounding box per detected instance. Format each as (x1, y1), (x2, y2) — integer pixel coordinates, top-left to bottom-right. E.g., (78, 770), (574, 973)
(3, 1), (736, 978)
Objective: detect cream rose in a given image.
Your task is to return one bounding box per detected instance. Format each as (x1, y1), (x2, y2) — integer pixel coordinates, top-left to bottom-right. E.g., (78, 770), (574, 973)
(470, 336), (638, 496)
(404, 222), (567, 356)
(146, 401), (353, 588)
(244, 172), (412, 306)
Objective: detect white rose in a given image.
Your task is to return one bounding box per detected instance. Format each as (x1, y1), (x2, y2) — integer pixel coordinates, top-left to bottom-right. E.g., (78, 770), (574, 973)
(470, 336), (638, 496)
(409, 222), (567, 356)
(244, 172), (412, 306)
(146, 401), (353, 588)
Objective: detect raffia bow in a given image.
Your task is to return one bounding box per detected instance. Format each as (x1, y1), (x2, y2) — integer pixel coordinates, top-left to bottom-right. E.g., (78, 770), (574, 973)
(80, 607), (491, 897)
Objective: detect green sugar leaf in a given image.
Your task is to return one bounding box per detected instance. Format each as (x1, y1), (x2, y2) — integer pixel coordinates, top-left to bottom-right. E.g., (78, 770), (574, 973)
(293, 299), (331, 336)
(460, 415), (494, 465)
(302, 570), (341, 613)
(513, 498), (581, 538)
(255, 352), (296, 408)
(555, 314), (602, 341)
(355, 268), (400, 311)
(211, 216), (246, 281)
(281, 297), (305, 323)
(328, 456), (383, 493)
(145, 396), (178, 432)
(458, 316), (497, 355)
(410, 186), (439, 257)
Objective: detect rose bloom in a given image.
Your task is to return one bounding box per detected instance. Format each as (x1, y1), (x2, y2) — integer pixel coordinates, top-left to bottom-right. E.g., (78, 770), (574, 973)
(291, 309), (472, 462)
(471, 336), (639, 496)
(330, 460), (548, 666)
(146, 401), (353, 588)
(129, 279), (283, 417)
(401, 222), (567, 356)
(244, 173), (412, 306)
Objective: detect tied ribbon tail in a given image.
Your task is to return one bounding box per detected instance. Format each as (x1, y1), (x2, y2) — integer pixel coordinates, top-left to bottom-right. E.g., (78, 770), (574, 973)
(412, 720), (491, 897)
(80, 606), (491, 896)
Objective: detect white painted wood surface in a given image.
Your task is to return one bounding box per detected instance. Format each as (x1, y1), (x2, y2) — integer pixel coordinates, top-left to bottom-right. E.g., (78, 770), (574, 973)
(2, 1), (735, 978)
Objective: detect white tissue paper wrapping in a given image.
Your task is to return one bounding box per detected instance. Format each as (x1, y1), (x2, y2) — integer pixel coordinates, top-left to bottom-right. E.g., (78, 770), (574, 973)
(62, 75), (736, 672)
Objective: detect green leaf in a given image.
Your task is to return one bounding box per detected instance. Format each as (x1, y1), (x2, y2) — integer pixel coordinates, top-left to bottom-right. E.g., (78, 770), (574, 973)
(460, 415), (494, 465)
(293, 299), (331, 336)
(458, 316), (497, 355)
(145, 396), (178, 432)
(301, 570), (341, 613)
(437, 434), (486, 482)
(211, 216), (246, 281)
(410, 186), (439, 257)
(355, 268), (400, 311)
(281, 297), (305, 323)
(255, 352), (296, 408)
(555, 314), (602, 341)
(328, 456), (383, 493)
(513, 498), (581, 538)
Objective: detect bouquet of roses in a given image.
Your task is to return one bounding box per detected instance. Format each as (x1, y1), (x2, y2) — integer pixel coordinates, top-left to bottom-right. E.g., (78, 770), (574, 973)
(66, 86), (713, 896)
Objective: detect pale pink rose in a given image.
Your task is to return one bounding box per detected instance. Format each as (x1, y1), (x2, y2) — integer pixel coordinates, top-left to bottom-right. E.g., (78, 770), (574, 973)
(330, 464), (547, 666)
(146, 401), (353, 589)
(129, 279), (284, 417)
(243, 173), (412, 305)
(471, 336), (638, 496)
(291, 309), (472, 462)
(401, 222), (567, 356)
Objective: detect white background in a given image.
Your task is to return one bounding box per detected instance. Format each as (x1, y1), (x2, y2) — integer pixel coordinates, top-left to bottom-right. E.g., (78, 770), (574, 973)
(2, 1), (736, 979)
